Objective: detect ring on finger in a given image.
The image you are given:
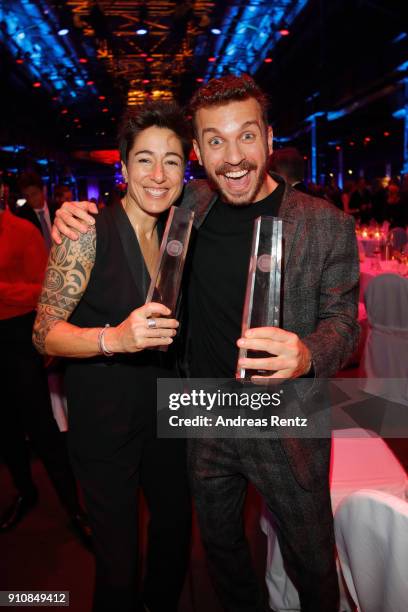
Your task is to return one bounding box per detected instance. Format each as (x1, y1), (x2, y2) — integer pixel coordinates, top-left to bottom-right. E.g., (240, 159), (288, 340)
(147, 318), (157, 329)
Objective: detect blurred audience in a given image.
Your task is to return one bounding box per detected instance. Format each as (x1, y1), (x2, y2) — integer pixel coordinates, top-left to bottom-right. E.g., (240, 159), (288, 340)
(0, 177), (90, 546)
(16, 172), (54, 252)
(270, 147), (308, 193)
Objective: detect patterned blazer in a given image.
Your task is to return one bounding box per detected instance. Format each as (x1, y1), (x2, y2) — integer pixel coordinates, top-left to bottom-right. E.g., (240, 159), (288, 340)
(178, 173), (360, 490)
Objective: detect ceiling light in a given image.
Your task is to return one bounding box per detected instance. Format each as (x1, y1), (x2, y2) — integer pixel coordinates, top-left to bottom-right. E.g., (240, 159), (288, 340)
(211, 28), (221, 35)
(58, 28), (69, 36)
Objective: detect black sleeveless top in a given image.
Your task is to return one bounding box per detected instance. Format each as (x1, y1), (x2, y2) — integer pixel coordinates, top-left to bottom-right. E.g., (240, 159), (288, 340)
(65, 203), (176, 442)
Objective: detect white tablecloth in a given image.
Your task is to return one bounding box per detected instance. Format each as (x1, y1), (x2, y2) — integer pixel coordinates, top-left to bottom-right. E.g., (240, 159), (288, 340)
(335, 490), (408, 612)
(261, 429), (408, 612)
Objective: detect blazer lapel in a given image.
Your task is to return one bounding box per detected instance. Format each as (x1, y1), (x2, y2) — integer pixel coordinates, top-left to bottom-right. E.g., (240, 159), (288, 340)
(110, 202), (150, 301)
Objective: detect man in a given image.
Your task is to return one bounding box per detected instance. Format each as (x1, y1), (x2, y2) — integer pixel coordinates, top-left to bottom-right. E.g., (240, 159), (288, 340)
(53, 184), (73, 211)
(51, 75), (359, 611)
(0, 180), (90, 545)
(270, 146), (308, 193)
(16, 172), (55, 251)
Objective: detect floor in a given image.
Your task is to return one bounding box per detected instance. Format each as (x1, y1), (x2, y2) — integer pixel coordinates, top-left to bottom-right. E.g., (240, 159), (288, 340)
(0, 452), (268, 612)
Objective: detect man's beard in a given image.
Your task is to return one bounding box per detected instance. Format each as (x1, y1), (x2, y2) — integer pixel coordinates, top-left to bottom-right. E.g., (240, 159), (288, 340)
(206, 156), (270, 206)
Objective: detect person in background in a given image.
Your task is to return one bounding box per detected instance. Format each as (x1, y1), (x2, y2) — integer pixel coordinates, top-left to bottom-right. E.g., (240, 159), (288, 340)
(53, 184), (73, 211)
(270, 146), (308, 193)
(15, 172), (54, 252)
(0, 179), (90, 545)
(349, 177), (372, 223)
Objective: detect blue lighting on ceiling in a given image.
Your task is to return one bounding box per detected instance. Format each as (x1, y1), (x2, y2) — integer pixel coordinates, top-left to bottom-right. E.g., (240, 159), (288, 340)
(0, 2), (92, 103)
(305, 111), (325, 122)
(396, 61), (408, 72)
(393, 108), (406, 119)
(327, 108), (347, 121)
(392, 33), (407, 44)
(202, 0), (308, 78)
(37, 159), (49, 165)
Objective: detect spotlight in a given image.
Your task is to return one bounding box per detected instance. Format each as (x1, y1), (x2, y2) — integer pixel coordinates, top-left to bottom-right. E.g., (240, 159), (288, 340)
(87, 80), (94, 86)
(196, 78), (204, 83)
(279, 29), (290, 36)
(264, 58), (273, 63)
(211, 28), (221, 35)
(146, 57), (154, 62)
(33, 81), (41, 88)
(98, 95), (106, 100)
(79, 58), (88, 64)
(136, 28), (148, 35)
(142, 79), (150, 84)
(208, 57), (216, 62)
(58, 28), (69, 36)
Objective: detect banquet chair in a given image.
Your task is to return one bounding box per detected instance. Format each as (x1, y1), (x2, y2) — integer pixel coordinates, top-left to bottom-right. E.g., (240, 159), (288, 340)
(362, 273), (408, 405)
(260, 429), (408, 612)
(389, 227), (408, 253)
(334, 490), (408, 612)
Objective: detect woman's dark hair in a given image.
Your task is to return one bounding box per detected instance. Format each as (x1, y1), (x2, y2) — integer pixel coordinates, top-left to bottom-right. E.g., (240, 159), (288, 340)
(118, 101), (191, 164)
(189, 74), (269, 137)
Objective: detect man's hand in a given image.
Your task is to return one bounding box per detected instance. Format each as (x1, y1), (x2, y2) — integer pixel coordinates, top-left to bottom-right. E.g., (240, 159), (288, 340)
(52, 201), (99, 244)
(237, 327), (312, 380)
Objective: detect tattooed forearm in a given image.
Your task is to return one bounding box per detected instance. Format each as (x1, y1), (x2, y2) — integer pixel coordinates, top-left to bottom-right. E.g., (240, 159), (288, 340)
(33, 227), (96, 354)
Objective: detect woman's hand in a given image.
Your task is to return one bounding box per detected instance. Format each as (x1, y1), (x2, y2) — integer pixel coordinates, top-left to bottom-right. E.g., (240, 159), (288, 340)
(105, 302), (179, 353)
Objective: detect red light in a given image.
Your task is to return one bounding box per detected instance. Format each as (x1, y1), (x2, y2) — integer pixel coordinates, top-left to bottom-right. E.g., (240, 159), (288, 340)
(102, 107), (109, 113)
(146, 57), (154, 63)
(16, 58), (24, 64)
(87, 80), (94, 86)
(74, 118), (80, 123)
(279, 29), (290, 36)
(140, 53), (148, 58)
(208, 56), (216, 62)
(52, 96), (59, 101)
(264, 58), (273, 63)
(142, 79), (150, 84)
(335, 145), (341, 151)
(98, 95), (106, 100)
(364, 136), (371, 143)
(33, 81), (41, 88)
(61, 109), (68, 114)
(303, 156), (308, 160)
(349, 141), (355, 146)
(79, 58), (88, 64)
(196, 78), (204, 83)
(383, 131), (390, 137)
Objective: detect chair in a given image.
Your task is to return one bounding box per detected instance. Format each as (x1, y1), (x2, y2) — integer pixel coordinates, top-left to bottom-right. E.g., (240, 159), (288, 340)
(389, 227), (408, 253)
(362, 274), (408, 405)
(261, 429), (407, 612)
(335, 490), (408, 612)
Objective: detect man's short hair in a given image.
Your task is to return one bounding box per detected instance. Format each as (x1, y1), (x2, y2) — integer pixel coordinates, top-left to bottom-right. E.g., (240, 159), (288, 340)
(270, 148), (305, 184)
(18, 171), (43, 192)
(189, 74), (269, 137)
(118, 101), (191, 165)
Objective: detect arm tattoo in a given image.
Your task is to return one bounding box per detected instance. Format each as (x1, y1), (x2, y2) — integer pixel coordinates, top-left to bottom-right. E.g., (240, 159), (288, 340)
(33, 227), (96, 354)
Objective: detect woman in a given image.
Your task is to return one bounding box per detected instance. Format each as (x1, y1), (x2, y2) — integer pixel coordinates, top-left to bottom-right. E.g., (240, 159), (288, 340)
(33, 102), (192, 612)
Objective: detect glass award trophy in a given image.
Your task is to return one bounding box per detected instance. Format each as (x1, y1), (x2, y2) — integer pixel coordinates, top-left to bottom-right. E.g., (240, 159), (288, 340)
(236, 216), (283, 380)
(146, 206), (194, 349)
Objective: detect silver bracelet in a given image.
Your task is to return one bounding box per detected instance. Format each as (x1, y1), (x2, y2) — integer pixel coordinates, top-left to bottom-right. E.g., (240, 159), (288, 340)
(98, 324), (115, 357)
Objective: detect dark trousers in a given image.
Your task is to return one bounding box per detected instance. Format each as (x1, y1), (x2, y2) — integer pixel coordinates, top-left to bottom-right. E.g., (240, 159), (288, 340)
(188, 437), (339, 612)
(0, 312), (79, 515)
(68, 427), (191, 612)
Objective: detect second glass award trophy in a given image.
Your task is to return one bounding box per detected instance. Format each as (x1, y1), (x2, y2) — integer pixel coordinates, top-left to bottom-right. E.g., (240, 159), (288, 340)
(146, 206), (194, 349)
(236, 216), (283, 380)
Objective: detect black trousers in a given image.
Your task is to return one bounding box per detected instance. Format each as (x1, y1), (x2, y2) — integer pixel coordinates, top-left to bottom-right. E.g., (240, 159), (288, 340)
(0, 312), (79, 515)
(188, 437), (339, 612)
(68, 421), (191, 612)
